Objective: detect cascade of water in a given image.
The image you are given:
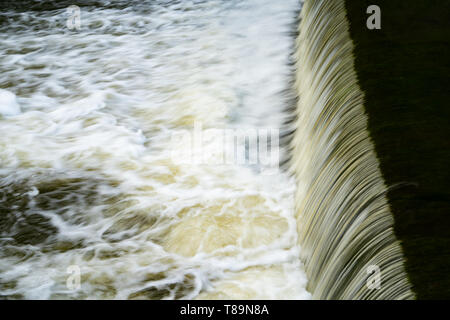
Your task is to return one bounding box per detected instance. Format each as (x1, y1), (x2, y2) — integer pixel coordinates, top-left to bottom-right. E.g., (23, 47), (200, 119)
(291, 0), (414, 299)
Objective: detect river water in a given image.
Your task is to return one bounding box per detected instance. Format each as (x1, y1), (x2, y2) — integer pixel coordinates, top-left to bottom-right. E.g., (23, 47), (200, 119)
(0, 0), (309, 299)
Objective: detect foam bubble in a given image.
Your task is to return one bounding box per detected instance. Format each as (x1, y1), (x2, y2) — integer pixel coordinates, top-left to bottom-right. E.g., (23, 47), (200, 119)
(0, 89), (21, 117)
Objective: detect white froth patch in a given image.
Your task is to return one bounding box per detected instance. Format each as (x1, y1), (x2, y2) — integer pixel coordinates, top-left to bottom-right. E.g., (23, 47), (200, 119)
(0, 89), (21, 117)
(197, 264), (311, 300)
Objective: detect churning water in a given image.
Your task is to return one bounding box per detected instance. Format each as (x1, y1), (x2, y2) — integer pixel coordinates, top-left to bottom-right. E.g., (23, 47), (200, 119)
(0, 0), (310, 299)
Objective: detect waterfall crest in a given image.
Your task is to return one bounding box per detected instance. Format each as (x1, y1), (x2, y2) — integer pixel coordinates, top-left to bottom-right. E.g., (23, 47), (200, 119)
(291, 0), (414, 299)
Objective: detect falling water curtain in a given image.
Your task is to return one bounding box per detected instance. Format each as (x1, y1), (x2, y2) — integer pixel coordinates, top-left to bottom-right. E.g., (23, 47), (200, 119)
(291, 0), (414, 300)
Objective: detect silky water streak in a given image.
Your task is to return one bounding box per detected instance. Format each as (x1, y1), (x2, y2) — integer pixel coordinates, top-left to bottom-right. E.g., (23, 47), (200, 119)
(290, 0), (414, 299)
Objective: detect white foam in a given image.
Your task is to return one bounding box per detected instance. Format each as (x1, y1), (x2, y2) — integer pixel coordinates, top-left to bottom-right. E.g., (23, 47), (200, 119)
(0, 89), (21, 117)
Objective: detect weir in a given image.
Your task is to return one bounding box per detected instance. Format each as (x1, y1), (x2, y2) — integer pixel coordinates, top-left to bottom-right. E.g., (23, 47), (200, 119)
(1, 0), (436, 300)
(291, 0), (414, 299)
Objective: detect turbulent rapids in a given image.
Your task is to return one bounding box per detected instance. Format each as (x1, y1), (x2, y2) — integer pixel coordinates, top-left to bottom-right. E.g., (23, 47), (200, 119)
(0, 0), (310, 299)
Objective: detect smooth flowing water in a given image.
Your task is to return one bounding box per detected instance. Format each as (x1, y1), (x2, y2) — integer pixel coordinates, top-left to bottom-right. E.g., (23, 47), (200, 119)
(0, 0), (310, 299)
(291, 0), (413, 299)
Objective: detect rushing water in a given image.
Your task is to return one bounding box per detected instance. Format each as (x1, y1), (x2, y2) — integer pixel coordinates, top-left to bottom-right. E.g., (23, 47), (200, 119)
(0, 0), (310, 299)
(291, 0), (413, 299)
